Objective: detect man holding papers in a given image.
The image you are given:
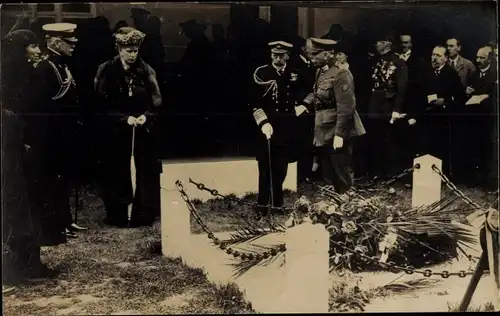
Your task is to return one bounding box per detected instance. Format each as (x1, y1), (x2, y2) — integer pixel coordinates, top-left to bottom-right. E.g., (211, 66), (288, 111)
(422, 45), (465, 177)
(463, 46), (498, 188)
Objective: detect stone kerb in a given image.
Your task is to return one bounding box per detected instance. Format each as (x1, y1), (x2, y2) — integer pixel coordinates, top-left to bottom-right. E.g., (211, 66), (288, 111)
(160, 158), (324, 313)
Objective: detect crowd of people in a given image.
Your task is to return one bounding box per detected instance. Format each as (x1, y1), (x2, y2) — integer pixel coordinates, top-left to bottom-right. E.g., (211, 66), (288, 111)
(1, 6), (498, 292)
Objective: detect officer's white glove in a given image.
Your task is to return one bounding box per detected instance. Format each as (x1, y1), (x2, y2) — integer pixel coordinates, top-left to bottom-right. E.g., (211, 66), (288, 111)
(127, 116), (137, 126)
(390, 112), (407, 124)
(261, 123), (273, 140)
(136, 114), (147, 126)
(333, 135), (344, 150)
(408, 118), (417, 126)
(295, 105), (309, 117)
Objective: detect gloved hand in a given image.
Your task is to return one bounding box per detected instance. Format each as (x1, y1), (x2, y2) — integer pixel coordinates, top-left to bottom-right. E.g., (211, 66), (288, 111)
(261, 123), (273, 140)
(136, 114), (147, 126)
(333, 135), (344, 150)
(127, 116), (137, 126)
(294, 105), (309, 117)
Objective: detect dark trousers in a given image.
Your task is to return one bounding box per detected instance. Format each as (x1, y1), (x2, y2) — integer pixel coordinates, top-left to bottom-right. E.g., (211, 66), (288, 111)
(454, 107), (494, 186)
(367, 119), (397, 179)
(257, 156), (289, 213)
(391, 119), (422, 182)
(316, 140), (354, 194)
(422, 111), (453, 176)
(3, 236), (42, 284)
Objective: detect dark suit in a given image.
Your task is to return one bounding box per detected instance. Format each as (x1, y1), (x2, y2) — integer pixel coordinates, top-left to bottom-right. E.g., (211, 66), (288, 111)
(462, 63), (498, 187)
(422, 63), (465, 177)
(367, 51), (408, 178)
(250, 63), (308, 211)
(393, 51), (427, 174)
(291, 53), (316, 182)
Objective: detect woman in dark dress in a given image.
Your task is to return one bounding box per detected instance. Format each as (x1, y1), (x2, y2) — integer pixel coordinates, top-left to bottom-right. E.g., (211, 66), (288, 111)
(1, 29), (52, 293)
(94, 27), (162, 228)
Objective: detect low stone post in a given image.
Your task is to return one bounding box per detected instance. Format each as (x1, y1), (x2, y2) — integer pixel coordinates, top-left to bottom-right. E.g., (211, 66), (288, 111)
(412, 154), (442, 208)
(282, 221), (330, 313)
(161, 189), (191, 258)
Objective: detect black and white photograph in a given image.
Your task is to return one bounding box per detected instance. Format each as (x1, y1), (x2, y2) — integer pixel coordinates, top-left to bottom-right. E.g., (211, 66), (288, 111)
(1, 1), (499, 314)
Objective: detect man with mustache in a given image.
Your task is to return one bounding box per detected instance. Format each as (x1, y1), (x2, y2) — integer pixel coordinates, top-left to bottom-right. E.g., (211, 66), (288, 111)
(421, 45), (465, 177)
(463, 46), (498, 188)
(250, 41), (309, 219)
(23, 23), (87, 248)
(301, 38), (365, 194)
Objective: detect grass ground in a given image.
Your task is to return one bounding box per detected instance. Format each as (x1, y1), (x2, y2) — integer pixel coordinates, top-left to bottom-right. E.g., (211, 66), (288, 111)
(2, 189), (254, 316)
(3, 180), (497, 314)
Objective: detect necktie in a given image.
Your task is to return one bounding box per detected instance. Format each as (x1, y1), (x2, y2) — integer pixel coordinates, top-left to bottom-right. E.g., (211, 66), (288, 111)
(435, 69), (440, 76)
(452, 60), (456, 69)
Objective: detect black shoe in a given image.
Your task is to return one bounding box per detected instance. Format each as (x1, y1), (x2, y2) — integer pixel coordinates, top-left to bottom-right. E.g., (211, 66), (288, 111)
(2, 285), (17, 296)
(24, 263), (59, 280)
(68, 223), (87, 232)
(65, 229), (78, 238)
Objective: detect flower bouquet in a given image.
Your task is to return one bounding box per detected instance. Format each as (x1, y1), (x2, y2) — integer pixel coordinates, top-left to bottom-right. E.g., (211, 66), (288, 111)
(285, 191), (477, 272)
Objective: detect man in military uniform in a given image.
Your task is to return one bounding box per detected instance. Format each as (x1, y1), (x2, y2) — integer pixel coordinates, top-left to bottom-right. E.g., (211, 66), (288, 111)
(250, 41), (309, 218)
(300, 38), (365, 194)
(367, 34), (408, 181)
(23, 23), (87, 246)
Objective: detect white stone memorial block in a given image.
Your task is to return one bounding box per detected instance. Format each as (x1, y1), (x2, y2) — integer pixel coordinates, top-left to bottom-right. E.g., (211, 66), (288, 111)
(282, 222), (330, 313)
(412, 154), (442, 208)
(161, 188), (192, 258)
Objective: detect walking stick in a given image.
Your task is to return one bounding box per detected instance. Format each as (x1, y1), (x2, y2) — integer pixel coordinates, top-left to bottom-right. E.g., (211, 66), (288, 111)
(128, 126), (137, 223)
(267, 138), (274, 207)
(74, 187), (79, 224)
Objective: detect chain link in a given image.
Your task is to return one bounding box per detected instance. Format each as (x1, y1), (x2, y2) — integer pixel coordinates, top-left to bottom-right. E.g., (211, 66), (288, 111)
(329, 239), (478, 279)
(431, 165), (483, 210)
(188, 178), (295, 213)
(174, 160), (485, 278)
(175, 180), (286, 262)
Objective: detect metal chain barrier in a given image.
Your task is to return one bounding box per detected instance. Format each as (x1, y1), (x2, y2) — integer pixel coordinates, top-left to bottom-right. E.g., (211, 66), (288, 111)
(329, 239), (479, 279)
(355, 164), (421, 190)
(431, 165), (483, 210)
(175, 180), (286, 262)
(171, 162), (487, 274)
(188, 178), (295, 213)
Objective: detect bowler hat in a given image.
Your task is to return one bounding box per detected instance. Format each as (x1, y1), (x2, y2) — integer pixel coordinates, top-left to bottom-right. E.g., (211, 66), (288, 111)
(179, 19), (206, 30)
(131, 7), (151, 17)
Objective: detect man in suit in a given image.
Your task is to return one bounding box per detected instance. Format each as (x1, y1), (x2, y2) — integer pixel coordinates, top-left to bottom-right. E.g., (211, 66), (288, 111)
(446, 37), (476, 88)
(367, 34), (408, 181)
(422, 45), (465, 177)
(463, 46), (498, 188)
(394, 33), (426, 180)
(250, 41), (309, 218)
(446, 37), (477, 182)
(300, 38), (366, 194)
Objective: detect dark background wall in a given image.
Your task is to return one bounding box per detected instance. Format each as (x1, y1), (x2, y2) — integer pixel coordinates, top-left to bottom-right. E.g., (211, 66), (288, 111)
(1, 2), (497, 168)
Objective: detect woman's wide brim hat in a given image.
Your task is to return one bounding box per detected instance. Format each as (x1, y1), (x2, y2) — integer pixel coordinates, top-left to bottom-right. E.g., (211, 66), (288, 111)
(114, 26), (146, 47)
(2, 29), (39, 48)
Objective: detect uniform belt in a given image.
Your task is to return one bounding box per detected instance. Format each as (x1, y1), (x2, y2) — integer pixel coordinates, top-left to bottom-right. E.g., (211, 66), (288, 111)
(316, 104), (336, 111)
